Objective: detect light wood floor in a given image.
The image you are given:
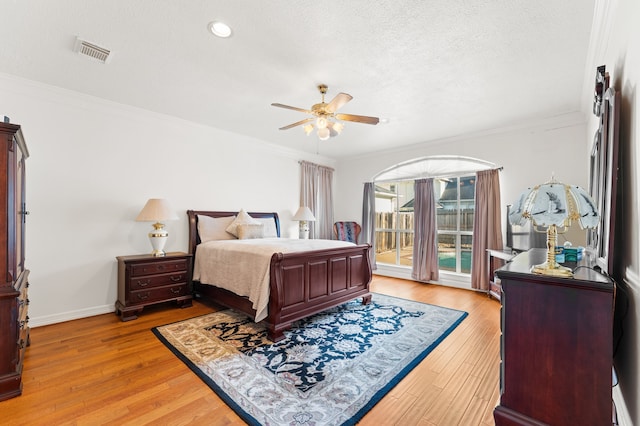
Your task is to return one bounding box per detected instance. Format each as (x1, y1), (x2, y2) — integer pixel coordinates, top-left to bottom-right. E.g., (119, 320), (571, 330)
(1, 276), (501, 425)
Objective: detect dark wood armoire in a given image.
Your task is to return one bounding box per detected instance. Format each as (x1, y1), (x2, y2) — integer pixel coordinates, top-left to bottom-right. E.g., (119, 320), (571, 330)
(0, 121), (29, 401)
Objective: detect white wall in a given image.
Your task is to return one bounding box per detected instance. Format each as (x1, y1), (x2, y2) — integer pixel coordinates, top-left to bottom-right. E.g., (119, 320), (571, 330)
(334, 112), (590, 283)
(0, 73), (336, 326)
(584, 1), (640, 424)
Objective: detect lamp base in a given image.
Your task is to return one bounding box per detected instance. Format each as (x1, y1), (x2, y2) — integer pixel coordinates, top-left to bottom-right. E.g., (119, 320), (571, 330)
(531, 261), (573, 277)
(531, 224), (573, 277)
(148, 222), (168, 257)
(150, 248), (167, 257)
(298, 221), (309, 239)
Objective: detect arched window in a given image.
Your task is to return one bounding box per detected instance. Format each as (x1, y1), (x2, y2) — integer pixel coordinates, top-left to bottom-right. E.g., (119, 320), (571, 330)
(373, 156), (497, 275)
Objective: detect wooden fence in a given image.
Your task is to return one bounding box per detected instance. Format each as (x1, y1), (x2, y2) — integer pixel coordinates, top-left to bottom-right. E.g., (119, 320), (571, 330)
(375, 209), (475, 254)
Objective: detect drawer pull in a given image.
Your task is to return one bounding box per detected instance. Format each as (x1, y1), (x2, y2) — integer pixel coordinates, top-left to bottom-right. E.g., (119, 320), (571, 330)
(170, 287), (183, 294)
(157, 264), (166, 271)
(170, 274), (183, 282)
(18, 339), (26, 350)
(137, 293), (150, 300)
(136, 279), (151, 287)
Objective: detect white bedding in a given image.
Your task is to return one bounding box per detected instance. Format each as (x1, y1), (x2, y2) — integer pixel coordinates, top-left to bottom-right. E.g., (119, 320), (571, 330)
(193, 238), (356, 322)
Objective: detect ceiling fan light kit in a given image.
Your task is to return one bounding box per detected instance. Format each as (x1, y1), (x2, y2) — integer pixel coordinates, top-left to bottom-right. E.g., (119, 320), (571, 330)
(208, 21), (232, 38)
(272, 84), (379, 140)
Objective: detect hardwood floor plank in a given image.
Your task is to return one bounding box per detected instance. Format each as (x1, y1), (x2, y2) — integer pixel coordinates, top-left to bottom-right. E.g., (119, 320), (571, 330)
(437, 371), (483, 425)
(396, 383), (443, 424)
(420, 361), (476, 424)
(459, 395), (492, 426)
(0, 276), (501, 425)
(359, 394), (418, 426)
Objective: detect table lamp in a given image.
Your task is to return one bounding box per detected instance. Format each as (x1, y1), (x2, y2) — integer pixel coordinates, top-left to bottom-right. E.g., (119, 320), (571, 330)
(135, 198), (179, 256)
(293, 206), (316, 239)
(509, 178), (599, 277)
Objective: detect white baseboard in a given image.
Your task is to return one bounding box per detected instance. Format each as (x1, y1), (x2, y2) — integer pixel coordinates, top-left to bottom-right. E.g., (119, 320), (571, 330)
(373, 264), (472, 289)
(30, 304), (115, 328)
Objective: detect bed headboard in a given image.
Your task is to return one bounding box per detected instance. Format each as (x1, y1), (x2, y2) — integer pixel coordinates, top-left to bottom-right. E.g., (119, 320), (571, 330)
(186, 210), (281, 255)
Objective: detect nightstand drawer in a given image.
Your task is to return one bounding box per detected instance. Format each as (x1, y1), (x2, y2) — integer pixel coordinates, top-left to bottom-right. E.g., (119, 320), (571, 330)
(129, 272), (188, 290)
(130, 259), (188, 277)
(130, 284), (188, 304)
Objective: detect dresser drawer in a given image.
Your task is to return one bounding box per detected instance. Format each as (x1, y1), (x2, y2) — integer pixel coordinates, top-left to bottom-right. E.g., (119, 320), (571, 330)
(130, 284), (189, 305)
(129, 271), (188, 290)
(129, 259), (188, 277)
(17, 327), (29, 373)
(15, 272), (29, 292)
(17, 295), (29, 316)
(17, 303), (28, 328)
(17, 279), (29, 338)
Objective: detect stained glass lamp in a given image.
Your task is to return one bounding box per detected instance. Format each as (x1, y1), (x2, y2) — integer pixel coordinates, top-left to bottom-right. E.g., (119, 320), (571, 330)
(509, 178), (599, 277)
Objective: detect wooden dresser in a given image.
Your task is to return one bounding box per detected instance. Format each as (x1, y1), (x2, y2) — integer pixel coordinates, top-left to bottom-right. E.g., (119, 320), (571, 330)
(115, 252), (193, 321)
(494, 249), (614, 425)
(0, 122), (29, 401)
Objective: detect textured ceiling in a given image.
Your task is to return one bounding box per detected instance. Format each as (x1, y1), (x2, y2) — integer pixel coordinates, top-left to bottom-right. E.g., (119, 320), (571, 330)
(0, 0), (595, 158)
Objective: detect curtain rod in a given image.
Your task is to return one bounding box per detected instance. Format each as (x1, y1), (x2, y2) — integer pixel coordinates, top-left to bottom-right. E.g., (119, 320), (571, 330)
(298, 160), (335, 172)
(366, 166), (503, 184)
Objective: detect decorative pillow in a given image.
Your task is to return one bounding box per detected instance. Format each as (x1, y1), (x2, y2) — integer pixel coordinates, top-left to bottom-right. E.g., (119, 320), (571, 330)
(256, 217), (278, 238)
(197, 215), (236, 242)
(225, 209), (260, 237)
(237, 223), (265, 240)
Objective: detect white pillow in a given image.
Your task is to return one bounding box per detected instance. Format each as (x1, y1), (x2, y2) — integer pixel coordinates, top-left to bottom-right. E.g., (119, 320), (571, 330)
(197, 215), (236, 242)
(225, 209), (260, 237)
(256, 217), (278, 238)
(237, 223), (265, 239)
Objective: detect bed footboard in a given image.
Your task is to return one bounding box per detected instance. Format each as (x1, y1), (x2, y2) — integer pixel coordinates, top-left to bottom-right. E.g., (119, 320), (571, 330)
(265, 244), (372, 341)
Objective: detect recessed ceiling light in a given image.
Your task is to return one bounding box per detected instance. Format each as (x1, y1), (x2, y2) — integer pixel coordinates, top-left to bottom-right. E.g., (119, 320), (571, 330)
(208, 21), (232, 38)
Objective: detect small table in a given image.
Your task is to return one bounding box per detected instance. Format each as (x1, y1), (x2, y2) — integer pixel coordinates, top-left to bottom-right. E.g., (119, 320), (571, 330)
(115, 252), (193, 321)
(486, 249), (515, 301)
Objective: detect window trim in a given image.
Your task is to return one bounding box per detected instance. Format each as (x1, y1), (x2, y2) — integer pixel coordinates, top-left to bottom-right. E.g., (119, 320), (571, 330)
(373, 155), (497, 183)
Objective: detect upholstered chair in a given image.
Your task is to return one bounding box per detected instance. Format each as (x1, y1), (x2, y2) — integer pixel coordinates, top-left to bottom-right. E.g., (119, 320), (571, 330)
(334, 221), (361, 243)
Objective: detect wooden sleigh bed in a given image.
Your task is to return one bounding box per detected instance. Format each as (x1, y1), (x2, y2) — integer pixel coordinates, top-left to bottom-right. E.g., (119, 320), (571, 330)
(187, 210), (372, 341)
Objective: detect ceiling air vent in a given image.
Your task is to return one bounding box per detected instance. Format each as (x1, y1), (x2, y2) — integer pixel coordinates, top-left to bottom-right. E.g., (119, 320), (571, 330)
(74, 37), (111, 64)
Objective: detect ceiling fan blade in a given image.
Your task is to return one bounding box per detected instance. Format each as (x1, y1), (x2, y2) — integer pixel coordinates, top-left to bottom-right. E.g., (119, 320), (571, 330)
(326, 93), (353, 113)
(279, 117), (314, 130)
(335, 113), (380, 125)
(271, 103), (312, 114)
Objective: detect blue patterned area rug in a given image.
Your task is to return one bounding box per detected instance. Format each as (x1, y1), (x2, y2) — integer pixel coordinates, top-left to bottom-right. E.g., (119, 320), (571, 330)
(152, 293), (467, 426)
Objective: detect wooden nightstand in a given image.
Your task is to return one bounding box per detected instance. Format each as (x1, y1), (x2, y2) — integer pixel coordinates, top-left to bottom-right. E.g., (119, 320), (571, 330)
(115, 252), (193, 321)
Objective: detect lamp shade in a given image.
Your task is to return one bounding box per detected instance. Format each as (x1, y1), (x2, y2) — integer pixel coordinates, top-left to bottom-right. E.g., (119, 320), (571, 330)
(135, 198), (179, 222)
(509, 180), (599, 229)
(292, 206), (316, 222)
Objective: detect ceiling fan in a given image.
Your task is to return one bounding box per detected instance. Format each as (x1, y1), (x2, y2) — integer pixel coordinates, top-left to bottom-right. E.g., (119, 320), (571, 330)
(271, 84), (379, 140)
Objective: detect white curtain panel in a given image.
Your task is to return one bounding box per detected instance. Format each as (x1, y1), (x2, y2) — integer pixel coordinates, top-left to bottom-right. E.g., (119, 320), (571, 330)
(300, 161), (334, 239)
